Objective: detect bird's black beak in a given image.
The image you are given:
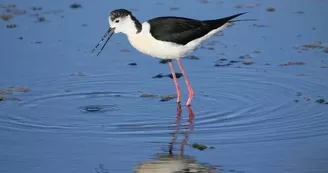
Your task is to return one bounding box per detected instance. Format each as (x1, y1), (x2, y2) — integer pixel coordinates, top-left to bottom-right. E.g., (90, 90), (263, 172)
(91, 27), (115, 56)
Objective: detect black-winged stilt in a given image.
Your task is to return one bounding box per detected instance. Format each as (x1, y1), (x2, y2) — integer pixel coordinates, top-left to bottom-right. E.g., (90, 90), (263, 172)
(92, 9), (247, 106)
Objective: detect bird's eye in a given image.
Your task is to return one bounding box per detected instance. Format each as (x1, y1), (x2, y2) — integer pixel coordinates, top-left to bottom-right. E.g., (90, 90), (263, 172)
(115, 20), (119, 23)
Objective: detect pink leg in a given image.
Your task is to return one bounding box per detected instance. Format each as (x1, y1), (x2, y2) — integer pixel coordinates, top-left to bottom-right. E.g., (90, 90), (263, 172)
(177, 59), (194, 106)
(168, 60), (181, 103)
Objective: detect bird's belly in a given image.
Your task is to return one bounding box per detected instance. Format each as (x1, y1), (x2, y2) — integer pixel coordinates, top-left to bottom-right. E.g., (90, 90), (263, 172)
(128, 35), (192, 59)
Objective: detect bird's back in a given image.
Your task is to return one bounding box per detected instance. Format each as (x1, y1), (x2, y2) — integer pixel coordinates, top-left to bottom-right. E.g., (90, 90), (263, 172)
(147, 13), (246, 45)
(126, 13), (246, 59)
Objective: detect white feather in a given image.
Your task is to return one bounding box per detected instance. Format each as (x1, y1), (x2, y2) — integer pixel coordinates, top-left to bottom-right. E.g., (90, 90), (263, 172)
(126, 22), (229, 59)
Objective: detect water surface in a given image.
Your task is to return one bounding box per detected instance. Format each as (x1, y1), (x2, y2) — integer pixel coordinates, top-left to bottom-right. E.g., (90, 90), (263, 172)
(1, 0), (328, 173)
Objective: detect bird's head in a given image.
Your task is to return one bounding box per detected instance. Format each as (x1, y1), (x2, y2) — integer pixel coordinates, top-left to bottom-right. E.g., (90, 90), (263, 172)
(108, 9), (141, 34)
(91, 9), (142, 56)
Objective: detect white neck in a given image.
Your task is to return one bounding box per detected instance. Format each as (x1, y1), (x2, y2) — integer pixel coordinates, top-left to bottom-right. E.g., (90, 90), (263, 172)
(117, 15), (142, 36)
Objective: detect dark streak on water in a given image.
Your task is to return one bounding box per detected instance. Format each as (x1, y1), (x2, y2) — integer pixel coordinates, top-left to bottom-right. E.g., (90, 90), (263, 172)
(1, 0), (328, 173)
(78, 104), (119, 113)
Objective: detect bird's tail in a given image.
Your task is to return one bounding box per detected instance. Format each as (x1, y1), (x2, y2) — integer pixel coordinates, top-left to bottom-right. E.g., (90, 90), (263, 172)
(203, 12), (247, 24)
(203, 12), (254, 28)
(229, 18), (258, 22)
(225, 12), (257, 23)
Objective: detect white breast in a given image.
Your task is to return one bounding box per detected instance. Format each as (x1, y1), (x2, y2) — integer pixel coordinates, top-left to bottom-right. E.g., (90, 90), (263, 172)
(127, 22), (229, 59)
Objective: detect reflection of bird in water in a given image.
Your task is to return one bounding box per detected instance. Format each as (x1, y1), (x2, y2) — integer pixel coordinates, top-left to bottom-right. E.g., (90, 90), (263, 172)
(134, 154), (217, 173)
(134, 104), (218, 173)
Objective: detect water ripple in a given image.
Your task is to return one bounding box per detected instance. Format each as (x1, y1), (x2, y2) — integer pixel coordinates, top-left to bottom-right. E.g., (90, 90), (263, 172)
(0, 61), (327, 146)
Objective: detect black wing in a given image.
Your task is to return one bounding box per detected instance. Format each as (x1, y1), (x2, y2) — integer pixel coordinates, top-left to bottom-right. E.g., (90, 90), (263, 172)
(148, 13), (246, 45)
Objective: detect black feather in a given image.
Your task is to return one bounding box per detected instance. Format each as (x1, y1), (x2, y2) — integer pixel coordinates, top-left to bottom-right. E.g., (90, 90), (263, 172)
(110, 9), (132, 21)
(110, 9), (142, 33)
(148, 12), (246, 45)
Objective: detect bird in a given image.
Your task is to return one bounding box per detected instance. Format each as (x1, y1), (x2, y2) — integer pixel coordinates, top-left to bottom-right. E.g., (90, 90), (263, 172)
(92, 9), (248, 106)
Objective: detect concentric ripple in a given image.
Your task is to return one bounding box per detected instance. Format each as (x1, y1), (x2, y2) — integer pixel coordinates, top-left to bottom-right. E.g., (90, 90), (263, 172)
(0, 64), (327, 145)
(189, 67), (328, 145)
(93, 67), (328, 144)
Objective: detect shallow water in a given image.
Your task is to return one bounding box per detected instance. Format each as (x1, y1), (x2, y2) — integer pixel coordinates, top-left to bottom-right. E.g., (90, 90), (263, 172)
(1, 0), (328, 173)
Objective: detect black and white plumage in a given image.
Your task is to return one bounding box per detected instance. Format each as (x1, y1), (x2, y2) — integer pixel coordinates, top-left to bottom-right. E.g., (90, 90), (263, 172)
(92, 9), (248, 106)
(93, 9), (246, 59)
(109, 9), (142, 33)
